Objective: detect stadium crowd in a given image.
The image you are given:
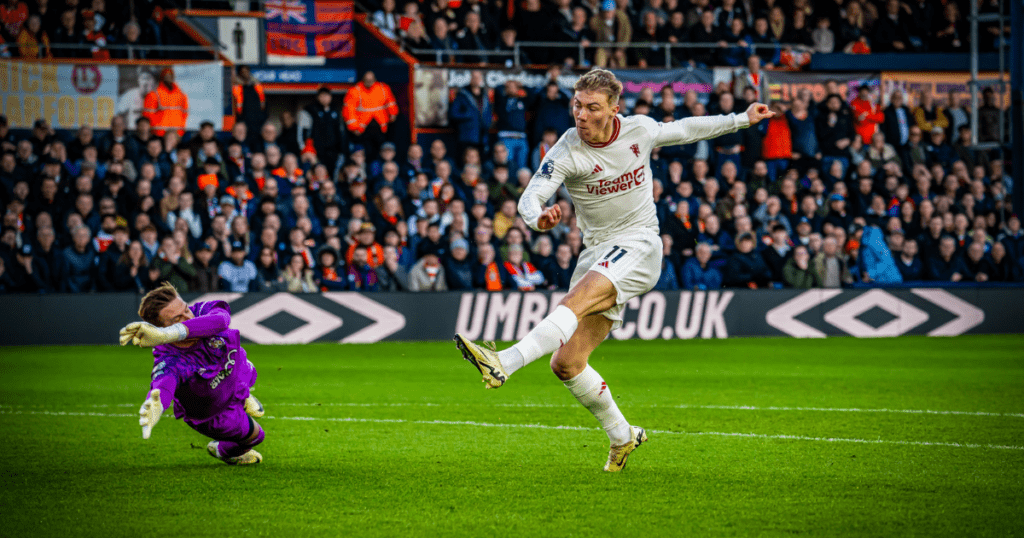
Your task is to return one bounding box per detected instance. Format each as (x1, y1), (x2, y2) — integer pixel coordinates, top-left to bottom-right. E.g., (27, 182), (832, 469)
(0, 0), (209, 59)
(374, 0), (1012, 68)
(0, 45), (1019, 294)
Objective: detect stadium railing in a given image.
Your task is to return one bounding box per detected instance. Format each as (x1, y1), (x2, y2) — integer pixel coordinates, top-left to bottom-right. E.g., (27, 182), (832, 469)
(405, 42), (805, 69)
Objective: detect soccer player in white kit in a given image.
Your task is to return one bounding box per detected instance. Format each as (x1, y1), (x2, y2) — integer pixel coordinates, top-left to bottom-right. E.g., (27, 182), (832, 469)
(455, 69), (774, 471)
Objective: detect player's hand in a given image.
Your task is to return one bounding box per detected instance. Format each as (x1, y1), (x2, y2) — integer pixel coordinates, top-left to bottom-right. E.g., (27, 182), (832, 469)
(745, 102), (776, 125)
(119, 322), (187, 348)
(139, 389), (164, 440)
(536, 205), (562, 231)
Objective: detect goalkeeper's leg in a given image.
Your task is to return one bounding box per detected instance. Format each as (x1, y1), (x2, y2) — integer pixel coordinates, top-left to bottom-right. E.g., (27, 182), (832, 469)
(192, 410), (265, 465)
(214, 417), (265, 458)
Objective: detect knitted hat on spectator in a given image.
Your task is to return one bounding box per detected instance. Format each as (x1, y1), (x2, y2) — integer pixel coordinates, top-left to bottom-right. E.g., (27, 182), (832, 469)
(197, 174), (219, 190)
(81, 10), (95, 21)
(230, 240), (245, 252)
(359, 222), (376, 233)
(220, 195), (236, 206)
(828, 193), (845, 203)
(601, 0), (615, 10)
(451, 238), (469, 251)
(18, 243), (32, 256)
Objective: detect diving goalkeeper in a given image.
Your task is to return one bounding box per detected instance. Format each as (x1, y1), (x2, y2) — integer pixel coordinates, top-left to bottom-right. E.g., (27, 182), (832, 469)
(119, 283), (265, 465)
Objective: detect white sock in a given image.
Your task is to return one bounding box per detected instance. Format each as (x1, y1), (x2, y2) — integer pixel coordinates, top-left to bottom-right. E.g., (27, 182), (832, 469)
(563, 365), (631, 445)
(498, 305), (578, 376)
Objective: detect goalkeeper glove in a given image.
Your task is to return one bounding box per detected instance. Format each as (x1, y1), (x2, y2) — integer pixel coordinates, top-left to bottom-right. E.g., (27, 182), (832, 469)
(119, 322), (188, 347)
(139, 389), (164, 440)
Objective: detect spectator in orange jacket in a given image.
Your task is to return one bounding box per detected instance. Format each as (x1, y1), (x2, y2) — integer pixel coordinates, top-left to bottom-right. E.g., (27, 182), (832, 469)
(143, 68), (189, 137)
(232, 65), (266, 151)
(851, 84), (884, 145)
(342, 70), (399, 164)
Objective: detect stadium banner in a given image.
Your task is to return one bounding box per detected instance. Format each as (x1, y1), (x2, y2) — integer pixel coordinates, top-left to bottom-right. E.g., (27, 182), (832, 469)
(264, 0), (355, 59)
(764, 71), (880, 104)
(879, 71), (1011, 107)
(413, 66), (714, 128)
(611, 67), (714, 109)
(0, 288), (1020, 346)
(0, 60), (118, 129)
(0, 60), (224, 130)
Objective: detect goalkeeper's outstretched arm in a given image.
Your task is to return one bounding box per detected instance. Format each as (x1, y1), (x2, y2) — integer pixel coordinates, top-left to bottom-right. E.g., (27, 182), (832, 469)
(139, 374), (177, 439)
(119, 307), (231, 348)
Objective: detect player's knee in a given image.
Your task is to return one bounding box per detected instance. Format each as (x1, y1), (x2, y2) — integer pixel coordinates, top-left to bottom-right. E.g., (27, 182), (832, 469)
(551, 354), (584, 381)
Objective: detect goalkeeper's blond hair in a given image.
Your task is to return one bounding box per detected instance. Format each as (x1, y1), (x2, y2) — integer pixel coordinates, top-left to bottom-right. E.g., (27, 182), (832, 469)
(139, 282), (180, 326)
(573, 69), (623, 107)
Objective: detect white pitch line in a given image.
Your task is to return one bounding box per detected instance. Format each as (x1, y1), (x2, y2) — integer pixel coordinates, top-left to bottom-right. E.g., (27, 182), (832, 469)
(3, 401), (1023, 418)
(226, 402), (1024, 418)
(2, 409), (1022, 451)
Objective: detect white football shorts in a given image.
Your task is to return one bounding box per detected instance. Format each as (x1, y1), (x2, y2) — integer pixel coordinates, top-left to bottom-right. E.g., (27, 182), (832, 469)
(569, 229), (663, 330)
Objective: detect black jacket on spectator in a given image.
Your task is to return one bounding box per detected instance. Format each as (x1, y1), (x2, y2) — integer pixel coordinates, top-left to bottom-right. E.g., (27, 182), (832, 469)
(444, 256), (475, 290)
(896, 255), (924, 281)
(816, 112), (854, 156)
(963, 255), (995, 282)
(454, 27), (492, 63)
(926, 254), (968, 281)
(882, 104), (913, 150)
(872, 13), (911, 52)
(113, 261), (150, 292)
(988, 256), (1019, 282)
(61, 244), (98, 293)
(7, 256), (50, 293)
(96, 243), (127, 291)
(723, 251), (771, 288)
(762, 246), (790, 283)
(302, 102), (346, 167)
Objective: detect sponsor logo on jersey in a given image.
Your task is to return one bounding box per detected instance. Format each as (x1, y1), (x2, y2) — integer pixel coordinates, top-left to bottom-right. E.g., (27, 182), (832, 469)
(585, 165), (646, 196)
(537, 160), (555, 179)
(151, 361), (166, 380)
(630, 143), (640, 157)
(210, 350), (237, 389)
(592, 164), (603, 175)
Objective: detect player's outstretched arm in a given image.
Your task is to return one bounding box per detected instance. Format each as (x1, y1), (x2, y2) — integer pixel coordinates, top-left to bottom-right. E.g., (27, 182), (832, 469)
(139, 389), (164, 440)
(653, 103), (776, 148)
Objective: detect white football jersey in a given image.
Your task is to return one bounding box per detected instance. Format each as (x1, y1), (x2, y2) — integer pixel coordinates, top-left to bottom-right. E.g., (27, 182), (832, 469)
(520, 112), (751, 247)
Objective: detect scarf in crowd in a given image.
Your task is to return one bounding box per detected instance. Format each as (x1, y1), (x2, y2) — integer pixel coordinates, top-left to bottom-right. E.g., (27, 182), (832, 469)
(504, 261), (543, 291)
(483, 262), (503, 291)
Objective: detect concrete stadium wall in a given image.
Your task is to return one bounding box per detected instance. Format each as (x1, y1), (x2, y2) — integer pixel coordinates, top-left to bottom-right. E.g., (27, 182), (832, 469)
(1, 288), (1021, 345)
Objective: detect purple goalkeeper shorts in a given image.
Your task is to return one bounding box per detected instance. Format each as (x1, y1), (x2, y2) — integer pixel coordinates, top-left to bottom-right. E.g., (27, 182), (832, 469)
(185, 405), (253, 442)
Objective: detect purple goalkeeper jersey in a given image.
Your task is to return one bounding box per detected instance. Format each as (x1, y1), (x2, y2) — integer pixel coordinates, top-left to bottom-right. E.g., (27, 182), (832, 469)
(147, 300), (257, 423)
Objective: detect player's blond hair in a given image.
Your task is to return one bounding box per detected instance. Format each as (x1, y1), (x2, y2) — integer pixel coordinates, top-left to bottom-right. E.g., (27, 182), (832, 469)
(574, 69), (622, 106)
(139, 282), (180, 326)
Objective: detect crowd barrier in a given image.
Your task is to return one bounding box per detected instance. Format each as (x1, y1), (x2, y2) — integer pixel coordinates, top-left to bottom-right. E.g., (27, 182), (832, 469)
(1, 287), (1020, 346)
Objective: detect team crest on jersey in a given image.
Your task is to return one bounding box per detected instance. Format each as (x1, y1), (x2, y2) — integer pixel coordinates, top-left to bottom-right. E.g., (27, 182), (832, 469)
(208, 337), (225, 349)
(630, 143), (640, 157)
(538, 160), (555, 179)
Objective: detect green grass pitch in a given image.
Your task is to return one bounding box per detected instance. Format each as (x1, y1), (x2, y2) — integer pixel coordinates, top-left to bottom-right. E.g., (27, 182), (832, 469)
(1, 336), (1023, 537)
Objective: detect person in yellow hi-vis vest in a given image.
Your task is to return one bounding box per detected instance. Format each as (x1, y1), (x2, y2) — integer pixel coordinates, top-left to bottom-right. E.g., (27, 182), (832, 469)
(342, 70), (399, 163)
(143, 68), (189, 137)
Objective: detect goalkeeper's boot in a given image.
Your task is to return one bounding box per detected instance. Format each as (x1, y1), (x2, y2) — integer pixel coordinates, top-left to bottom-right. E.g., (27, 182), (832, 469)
(603, 426), (647, 472)
(244, 394), (264, 418)
(454, 334), (507, 389)
(207, 441), (263, 465)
